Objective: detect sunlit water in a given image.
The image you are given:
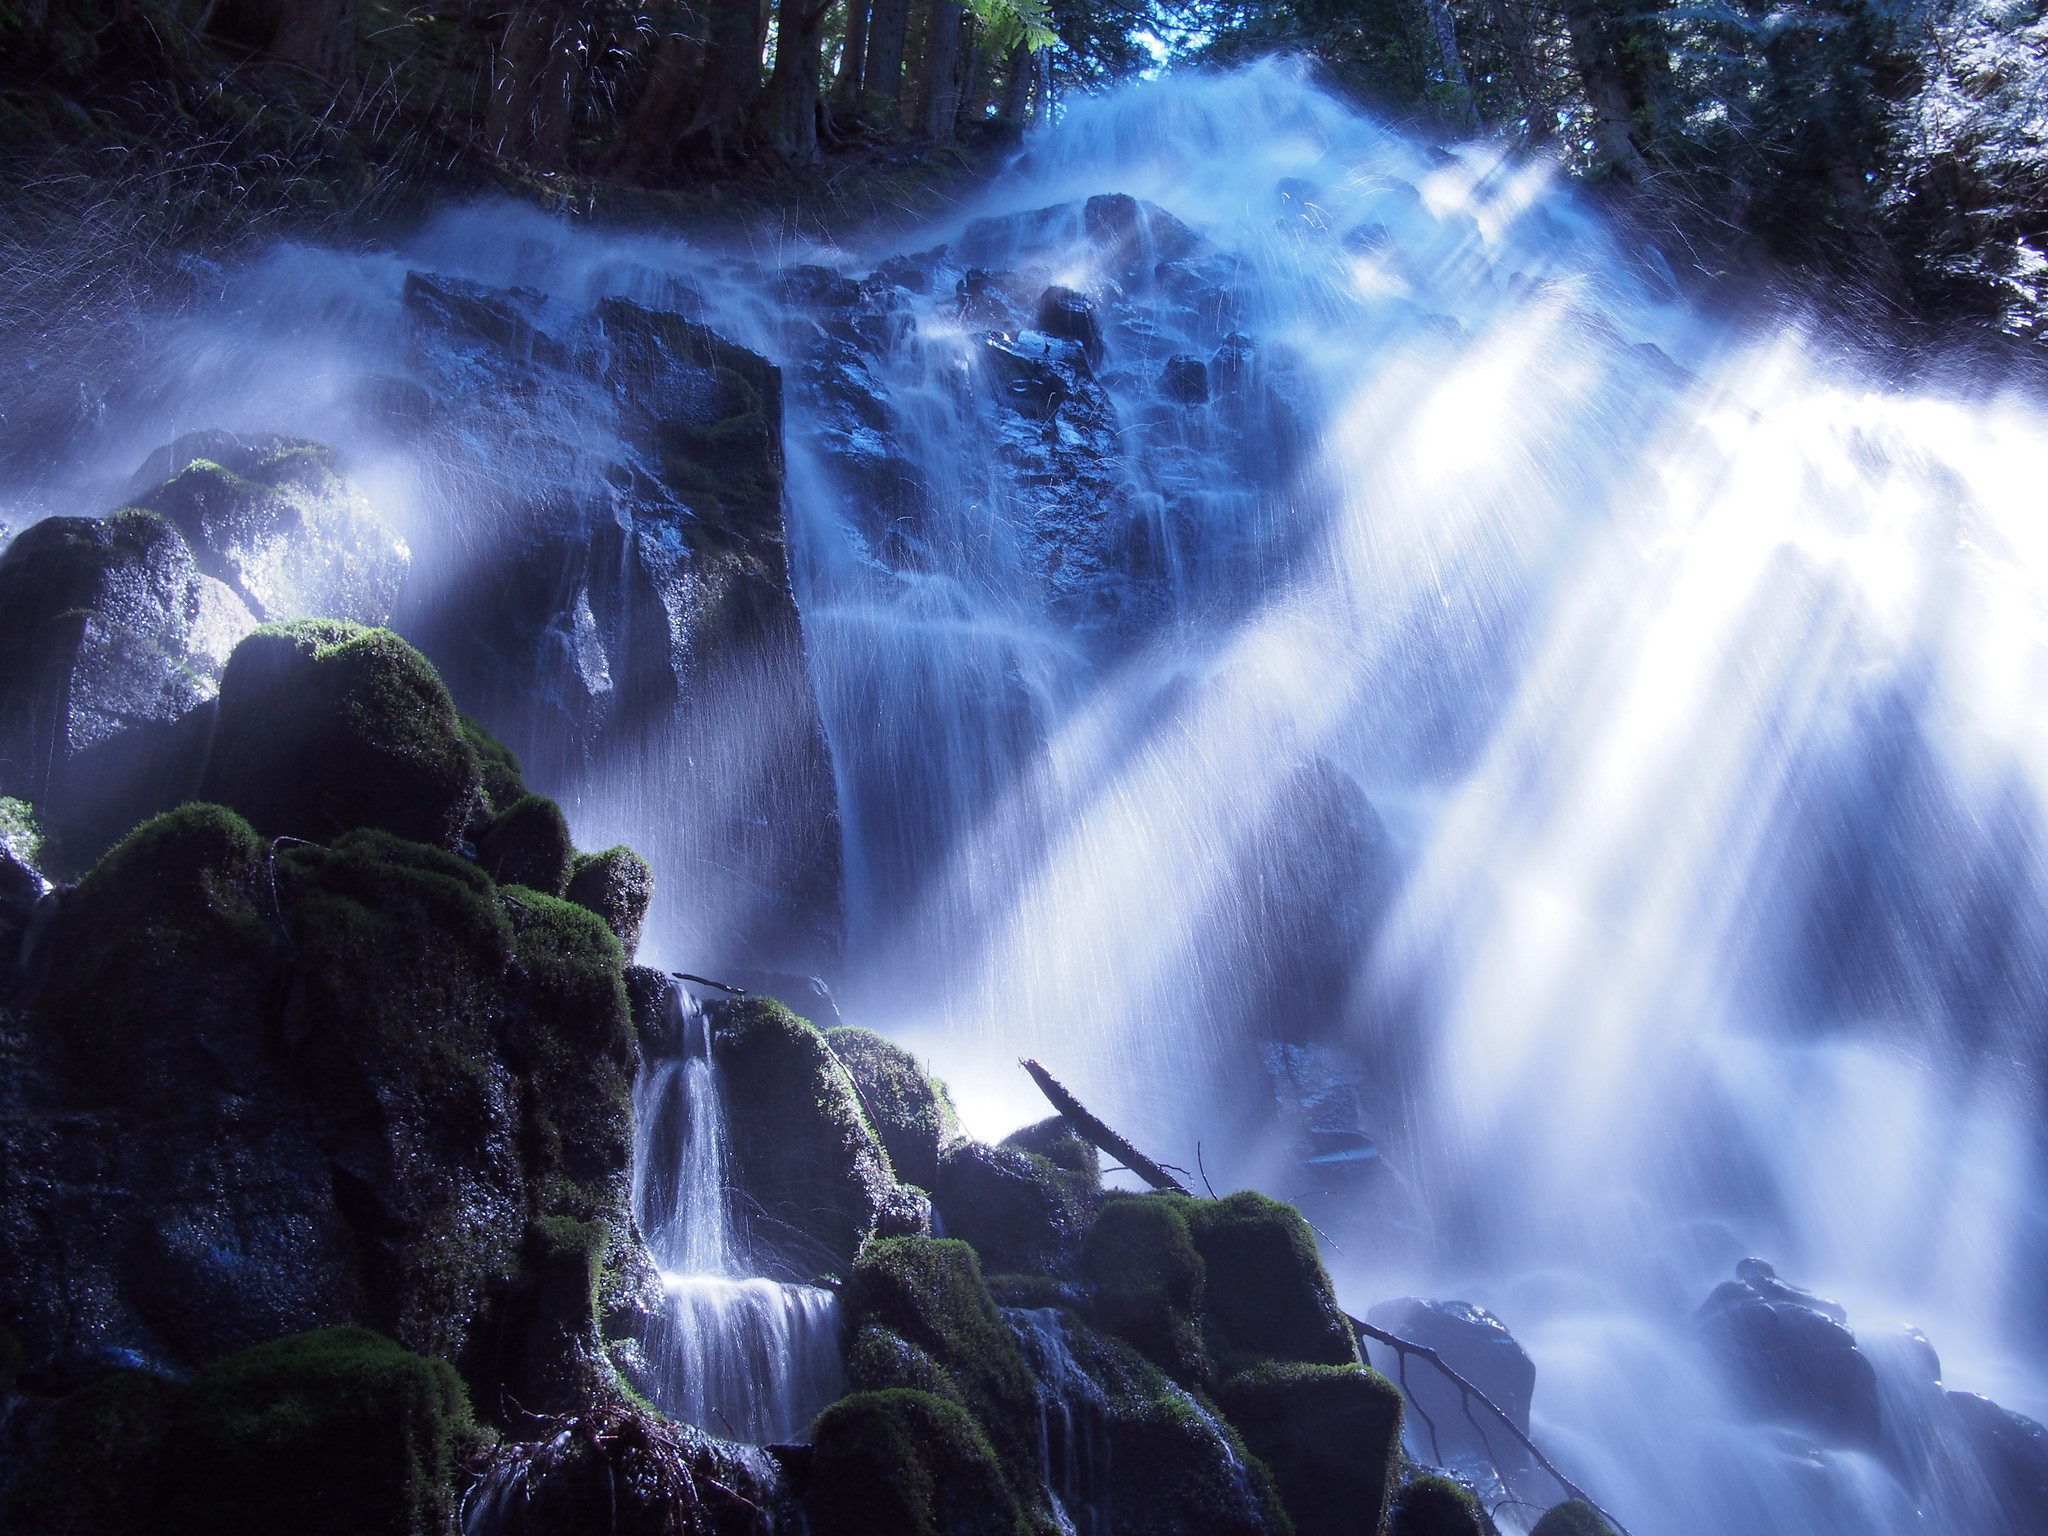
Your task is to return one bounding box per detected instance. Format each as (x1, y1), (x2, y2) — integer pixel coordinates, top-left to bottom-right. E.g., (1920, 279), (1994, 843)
(4, 54), (2047, 1533)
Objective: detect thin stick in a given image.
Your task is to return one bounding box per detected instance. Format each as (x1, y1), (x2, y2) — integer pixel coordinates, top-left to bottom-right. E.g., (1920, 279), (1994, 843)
(1019, 1058), (1191, 1194)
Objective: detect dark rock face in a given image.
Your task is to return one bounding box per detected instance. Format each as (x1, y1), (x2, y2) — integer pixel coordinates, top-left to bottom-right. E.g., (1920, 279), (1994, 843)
(1364, 1297), (1537, 1466)
(1695, 1258), (1880, 1447)
(1948, 1390), (2048, 1531)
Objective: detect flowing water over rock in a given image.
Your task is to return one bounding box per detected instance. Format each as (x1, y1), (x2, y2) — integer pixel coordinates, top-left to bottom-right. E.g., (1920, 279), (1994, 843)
(6, 53), (2048, 1536)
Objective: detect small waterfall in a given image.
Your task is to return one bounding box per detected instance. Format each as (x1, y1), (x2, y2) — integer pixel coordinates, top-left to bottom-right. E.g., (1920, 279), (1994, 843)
(1009, 1307), (1108, 1536)
(632, 987), (844, 1443)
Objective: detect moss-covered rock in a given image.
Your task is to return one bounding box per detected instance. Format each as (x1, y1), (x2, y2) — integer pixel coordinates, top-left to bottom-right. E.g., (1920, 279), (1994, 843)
(565, 845), (655, 960)
(713, 996), (915, 1278)
(825, 1025), (957, 1190)
(1389, 1473), (1494, 1536)
(477, 794), (574, 896)
(805, 1388), (1028, 1536)
(1082, 1193), (1209, 1387)
(846, 1321), (964, 1401)
(1184, 1192), (1354, 1372)
(4, 1369), (176, 1536)
(459, 714), (527, 816)
(1215, 1361), (1403, 1536)
(201, 621), (483, 848)
(935, 1138), (1094, 1277)
(844, 1236), (1048, 1526)
(1529, 1501), (1618, 1536)
(160, 1327), (487, 1536)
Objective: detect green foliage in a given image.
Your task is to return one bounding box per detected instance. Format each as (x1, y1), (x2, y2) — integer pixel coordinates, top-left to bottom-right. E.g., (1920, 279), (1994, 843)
(1531, 1500), (1619, 1536)
(844, 1236), (1050, 1529)
(477, 794), (575, 896)
(1081, 1192), (1209, 1385)
(0, 795), (43, 868)
(564, 845), (655, 958)
(969, 0), (1062, 52)
(203, 621), (483, 850)
(1391, 1473), (1495, 1536)
(162, 1327), (488, 1536)
(826, 1025), (957, 1189)
(1216, 1361), (1404, 1536)
(806, 1389), (1028, 1536)
(6, 1370), (176, 1536)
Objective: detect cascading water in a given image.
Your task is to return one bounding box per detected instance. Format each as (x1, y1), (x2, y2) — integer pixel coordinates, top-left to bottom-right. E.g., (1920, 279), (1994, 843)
(631, 987), (843, 1443)
(5, 52), (2048, 1536)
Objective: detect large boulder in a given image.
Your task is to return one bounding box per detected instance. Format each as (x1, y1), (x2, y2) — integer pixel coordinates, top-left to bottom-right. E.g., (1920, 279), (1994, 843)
(933, 1133), (1095, 1279)
(1214, 1360), (1404, 1536)
(805, 1388), (1028, 1536)
(1389, 1473), (1494, 1536)
(825, 1026), (957, 1190)
(200, 621), (484, 849)
(1694, 1258), (1880, 1447)
(1183, 1192), (1355, 1373)
(1363, 1297), (1536, 1468)
(1081, 1193), (1210, 1387)
(710, 997), (924, 1280)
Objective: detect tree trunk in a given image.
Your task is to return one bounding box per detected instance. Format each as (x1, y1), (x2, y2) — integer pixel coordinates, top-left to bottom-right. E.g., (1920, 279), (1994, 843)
(1418, 0), (1472, 126)
(1561, 0), (1665, 181)
(998, 39), (1031, 121)
(763, 0), (830, 161)
(268, 0), (358, 83)
(863, 0), (908, 121)
(612, 25), (702, 178)
(683, 0), (770, 153)
(914, 0), (963, 139)
(832, 0), (869, 105)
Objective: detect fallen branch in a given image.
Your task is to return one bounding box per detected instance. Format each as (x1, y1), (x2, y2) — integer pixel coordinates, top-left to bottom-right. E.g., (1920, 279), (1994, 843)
(1347, 1313), (1633, 1536)
(1019, 1058), (1191, 1194)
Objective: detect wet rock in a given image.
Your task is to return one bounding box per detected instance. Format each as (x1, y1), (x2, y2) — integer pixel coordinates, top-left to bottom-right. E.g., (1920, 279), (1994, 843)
(1364, 1297), (1536, 1466)
(804, 1388), (1026, 1536)
(478, 792), (575, 896)
(1035, 286), (1105, 364)
(1695, 1258), (1880, 1447)
(1948, 1390), (2048, 1532)
(1390, 1472), (1494, 1536)
(825, 1026), (957, 1190)
(200, 621), (484, 850)
(1081, 1193), (1209, 1387)
(1161, 353), (1211, 404)
(565, 845), (655, 960)
(1530, 1500), (1618, 1536)
(1184, 1191), (1355, 1372)
(1215, 1360), (1404, 1536)
(933, 1137), (1094, 1277)
(710, 996), (922, 1279)
(125, 432), (408, 627)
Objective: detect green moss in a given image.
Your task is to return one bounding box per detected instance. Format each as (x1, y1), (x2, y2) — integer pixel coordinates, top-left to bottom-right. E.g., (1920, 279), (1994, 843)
(1530, 1500), (1618, 1536)
(499, 886), (635, 1225)
(845, 1236), (1048, 1528)
(1216, 1361), (1404, 1536)
(44, 802), (272, 1100)
(457, 715), (526, 816)
(1002, 1115), (1102, 1188)
(0, 795), (42, 868)
(276, 828), (519, 1354)
(476, 794), (573, 896)
(846, 1321), (963, 1401)
(826, 1026), (956, 1189)
(161, 1327), (488, 1536)
(1390, 1473), (1495, 1536)
(805, 1389), (1028, 1536)
(6, 1369), (175, 1536)
(564, 845), (654, 960)
(935, 1140), (1093, 1277)
(1184, 1191), (1355, 1371)
(201, 620), (482, 849)
(1081, 1192), (1209, 1386)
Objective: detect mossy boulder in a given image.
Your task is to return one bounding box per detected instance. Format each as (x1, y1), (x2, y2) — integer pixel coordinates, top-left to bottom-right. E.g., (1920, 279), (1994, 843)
(1082, 1192), (1209, 1386)
(1530, 1501), (1618, 1536)
(1184, 1192), (1354, 1372)
(1215, 1361), (1403, 1536)
(843, 1236), (1048, 1527)
(935, 1137), (1095, 1277)
(825, 1025), (957, 1190)
(159, 1328), (486, 1536)
(565, 845), (655, 960)
(477, 793), (574, 895)
(459, 714), (528, 815)
(201, 621), (483, 849)
(1390, 1474), (1495, 1536)
(4, 1369), (177, 1536)
(712, 996), (918, 1278)
(805, 1388), (1027, 1536)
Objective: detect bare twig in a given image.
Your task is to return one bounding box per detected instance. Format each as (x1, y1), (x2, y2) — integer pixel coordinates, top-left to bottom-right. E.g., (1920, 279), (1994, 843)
(1019, 1057), (1190, 1194)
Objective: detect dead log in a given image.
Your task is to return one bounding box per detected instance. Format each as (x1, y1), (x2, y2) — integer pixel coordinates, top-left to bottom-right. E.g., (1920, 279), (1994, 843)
(1019, 1058), (1191, 1195)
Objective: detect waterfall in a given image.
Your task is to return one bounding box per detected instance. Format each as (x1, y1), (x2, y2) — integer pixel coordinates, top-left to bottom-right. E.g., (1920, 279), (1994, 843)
(631, 987), (844, 1443)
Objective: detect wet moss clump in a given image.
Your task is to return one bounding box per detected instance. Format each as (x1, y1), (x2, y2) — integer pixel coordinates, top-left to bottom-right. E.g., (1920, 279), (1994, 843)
(5, 1369), (176, 1536)
(1215, 1361), (1404, 1536)
(846, 1321), (963, 1401)
(1184, 1191), (1355, 1371)
(844, 1236), (1048, 1527)
(202, 621), (483, 849)
(160, 1327), (488, 1536)
(825, 1025), (958, 1191)
(1081, 1192), (1209, 1386)
(477, 794), (574, 896)
(1530, 1500), (1618, 1536)
(1390, 1473), (1496, 1536)
(458, 715), (527, 816)
(43, 802), (272, 1104)
(564, 846), (655, 960)
(805, 1388), (1028, 1536)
